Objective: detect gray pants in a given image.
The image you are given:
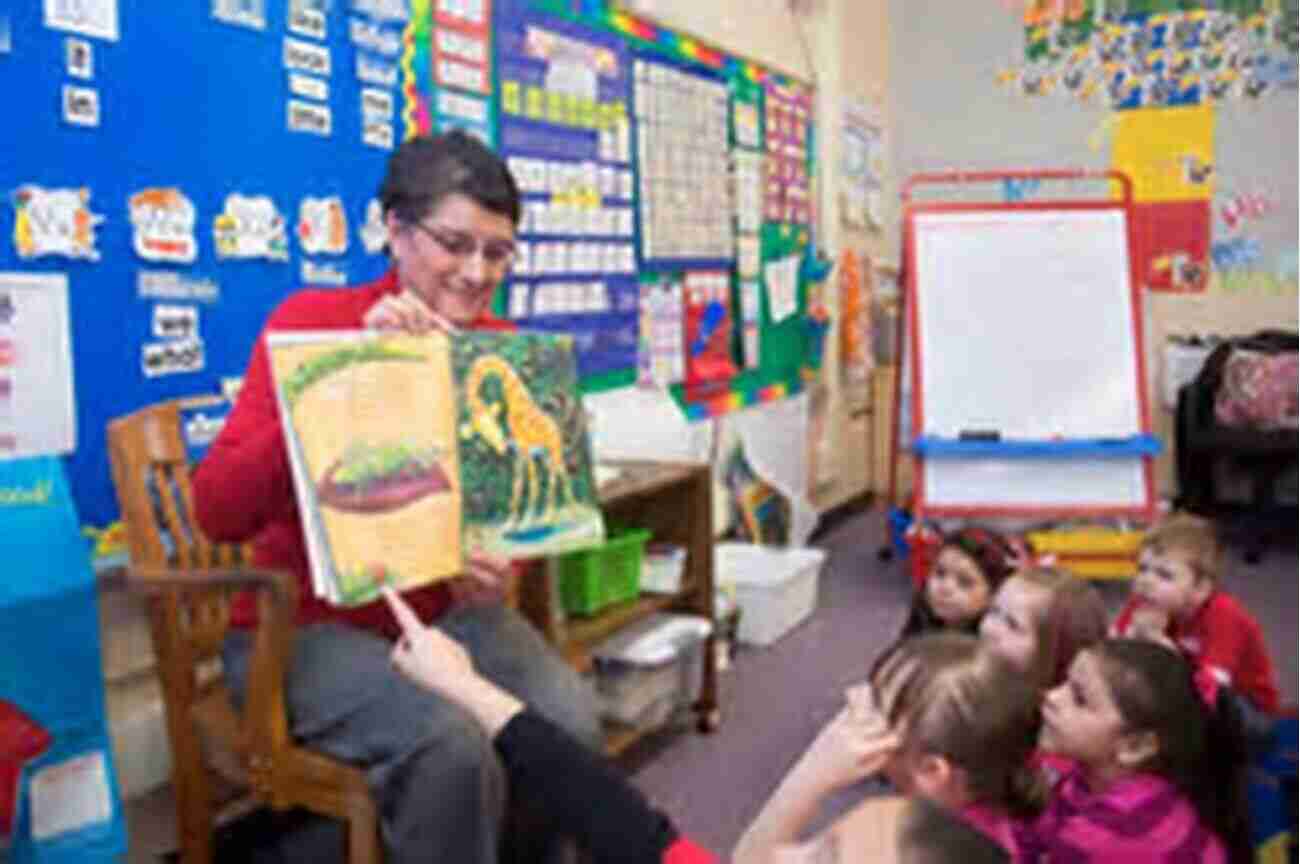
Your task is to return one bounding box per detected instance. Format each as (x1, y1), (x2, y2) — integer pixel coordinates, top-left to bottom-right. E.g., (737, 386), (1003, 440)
(223, 603), (601, 864)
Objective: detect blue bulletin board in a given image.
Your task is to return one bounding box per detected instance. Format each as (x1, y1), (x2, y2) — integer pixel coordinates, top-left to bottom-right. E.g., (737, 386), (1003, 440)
(0, 0), (819, 552)
(492, 3), (641, 385)
(0, 2), (410, 534)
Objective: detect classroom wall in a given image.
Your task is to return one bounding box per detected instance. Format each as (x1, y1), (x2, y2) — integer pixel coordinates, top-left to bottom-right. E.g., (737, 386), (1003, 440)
(888, 0), (1299, 497)
(586, 0), (830, 532)
(592, 0), (895, 522)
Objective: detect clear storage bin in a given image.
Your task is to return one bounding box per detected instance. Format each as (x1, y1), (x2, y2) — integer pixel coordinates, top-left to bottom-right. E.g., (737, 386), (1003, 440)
(591, 613), (711, 727)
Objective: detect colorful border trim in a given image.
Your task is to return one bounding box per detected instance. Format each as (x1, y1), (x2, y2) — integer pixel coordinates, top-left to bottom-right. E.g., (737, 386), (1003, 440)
(679, 379), (803, 420)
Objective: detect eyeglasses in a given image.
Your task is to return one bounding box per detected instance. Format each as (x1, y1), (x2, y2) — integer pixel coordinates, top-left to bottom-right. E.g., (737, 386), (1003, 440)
(407, 222), (517, 270)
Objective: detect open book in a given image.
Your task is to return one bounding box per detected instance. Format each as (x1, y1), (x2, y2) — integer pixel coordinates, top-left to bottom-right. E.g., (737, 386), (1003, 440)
(267, 329), (605, 606)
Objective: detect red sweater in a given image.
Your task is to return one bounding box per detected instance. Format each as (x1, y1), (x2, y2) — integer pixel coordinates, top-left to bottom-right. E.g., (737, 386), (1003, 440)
(192, 271), (512, 638)
(1114, 590), (1281, 714)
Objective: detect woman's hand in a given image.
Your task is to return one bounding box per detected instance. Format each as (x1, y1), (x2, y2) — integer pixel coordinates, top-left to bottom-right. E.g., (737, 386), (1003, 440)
(362, 290), (458, 334)
(447, 551), (514, 607)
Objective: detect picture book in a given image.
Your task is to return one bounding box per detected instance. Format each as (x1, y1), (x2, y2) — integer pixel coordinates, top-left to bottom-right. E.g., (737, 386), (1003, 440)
(267, 329), (605, 606)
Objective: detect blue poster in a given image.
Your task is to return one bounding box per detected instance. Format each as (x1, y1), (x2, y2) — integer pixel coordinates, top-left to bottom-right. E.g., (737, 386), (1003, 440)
(0, 457), (126, 863)
(494, 6), (640, 381)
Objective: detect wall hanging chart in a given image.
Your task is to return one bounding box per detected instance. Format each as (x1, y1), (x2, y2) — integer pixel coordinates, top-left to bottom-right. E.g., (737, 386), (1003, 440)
(493, 1), (640, 387)
(583, 5), (823, 420)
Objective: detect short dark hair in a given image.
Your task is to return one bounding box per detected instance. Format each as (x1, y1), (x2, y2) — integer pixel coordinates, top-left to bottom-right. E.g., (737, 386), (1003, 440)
(378, 131), (520, 226)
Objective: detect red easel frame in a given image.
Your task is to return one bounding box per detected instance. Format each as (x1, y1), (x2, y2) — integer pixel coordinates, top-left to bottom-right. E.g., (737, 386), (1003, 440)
(884, 169), (1158, 527)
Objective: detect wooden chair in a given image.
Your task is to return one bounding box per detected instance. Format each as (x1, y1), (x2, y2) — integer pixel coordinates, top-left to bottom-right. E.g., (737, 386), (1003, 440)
(106, 397), (381, 864)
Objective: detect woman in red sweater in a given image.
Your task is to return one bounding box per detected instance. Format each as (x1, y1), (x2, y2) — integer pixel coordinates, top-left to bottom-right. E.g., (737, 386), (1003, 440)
(192, 131), (599, 864)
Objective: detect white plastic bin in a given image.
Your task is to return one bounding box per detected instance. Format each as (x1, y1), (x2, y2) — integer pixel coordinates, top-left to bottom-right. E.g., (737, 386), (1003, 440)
(641, 544), (686, 594)
(715, 543), (826, 646)
(591, 613), (712, 727)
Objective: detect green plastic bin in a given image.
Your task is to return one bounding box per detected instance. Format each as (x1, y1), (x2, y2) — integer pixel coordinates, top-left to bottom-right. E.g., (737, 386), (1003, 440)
(558, 525), (652, 616)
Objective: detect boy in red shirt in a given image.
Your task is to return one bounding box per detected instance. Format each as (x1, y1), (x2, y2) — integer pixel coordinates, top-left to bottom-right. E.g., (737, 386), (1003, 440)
(1113, 512), (1281, 715)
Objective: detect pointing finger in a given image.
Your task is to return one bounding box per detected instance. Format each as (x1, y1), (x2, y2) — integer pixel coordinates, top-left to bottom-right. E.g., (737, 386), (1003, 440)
(381, 586), (424, 640)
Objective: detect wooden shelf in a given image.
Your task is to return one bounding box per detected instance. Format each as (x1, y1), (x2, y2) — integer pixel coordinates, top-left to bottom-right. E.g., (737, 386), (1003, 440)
(516, 461), (719, 753)
(596, 460), (704, 504)
(561, 593), (690, 670)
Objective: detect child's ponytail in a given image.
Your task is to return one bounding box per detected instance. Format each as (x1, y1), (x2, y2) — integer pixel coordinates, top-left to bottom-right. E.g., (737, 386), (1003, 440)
(1204, 687), (1253, 864)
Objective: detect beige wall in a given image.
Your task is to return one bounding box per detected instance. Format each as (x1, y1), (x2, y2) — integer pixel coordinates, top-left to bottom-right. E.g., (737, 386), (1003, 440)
(610, 1), (893, 514)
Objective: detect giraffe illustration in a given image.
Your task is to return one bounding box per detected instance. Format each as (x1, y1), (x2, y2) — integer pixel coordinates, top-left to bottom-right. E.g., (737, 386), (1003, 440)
(465, 354), (572, 525)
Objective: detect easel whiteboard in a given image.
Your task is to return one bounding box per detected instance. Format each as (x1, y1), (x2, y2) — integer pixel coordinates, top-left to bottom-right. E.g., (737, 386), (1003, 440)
(914, 209), (1140, 439)
(908, 203), (1152, 515)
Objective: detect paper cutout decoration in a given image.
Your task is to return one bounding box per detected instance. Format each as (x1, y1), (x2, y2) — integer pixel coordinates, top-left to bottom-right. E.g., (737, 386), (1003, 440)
(764, 254), (800, 322)
(0, 699), (52, 839)
(142, 339), (205, 377)
(301, 260), (348, 286)
(288, 0), (327, 39)
(1112, 105), (1213, 293)
(683, 271), (737, 385)
(359, 198), (388, 254)
(297, 195), (349, 256)
(637, 278), (685, 387)
(128, 188), (198, 263)
(65, 38), (92, 79)
(213, 193), (289, 260)
(839, 249), (874, 385)
(355, 0), (409, 22)
(1111, 104), (1215, 203)
(1002, 8), (1296, 109)
(61, 84), (100, 127)
(10, 185), (104, 261)
(212, 0), (266, 30)
(43, 0), (119, 41)
(1132, 199), (1211, 293)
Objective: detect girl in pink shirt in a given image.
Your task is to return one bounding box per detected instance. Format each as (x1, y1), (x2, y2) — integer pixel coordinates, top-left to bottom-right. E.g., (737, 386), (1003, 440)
(1031, 639), (1251, 863)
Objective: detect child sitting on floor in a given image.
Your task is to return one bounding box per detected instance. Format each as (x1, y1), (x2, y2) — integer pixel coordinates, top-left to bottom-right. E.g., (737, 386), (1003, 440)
(1112, 512), (1281, 717)
(897, 527), (1018, 639)
(979, 565), (1109, 691)
(733, 633), (1041, 863)
(1032, 638), (1251, 863)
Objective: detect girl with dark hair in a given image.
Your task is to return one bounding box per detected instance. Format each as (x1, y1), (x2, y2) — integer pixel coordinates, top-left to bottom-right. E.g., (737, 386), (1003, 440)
(1032, 638), (1251, 863)
(897, 527), (1017, 639)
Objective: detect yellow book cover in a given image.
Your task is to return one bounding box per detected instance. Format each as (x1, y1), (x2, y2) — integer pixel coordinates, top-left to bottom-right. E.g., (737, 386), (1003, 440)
(268, 329), (604, 606)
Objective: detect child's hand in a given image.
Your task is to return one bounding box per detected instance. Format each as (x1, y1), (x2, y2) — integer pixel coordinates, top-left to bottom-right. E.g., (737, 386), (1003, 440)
(790, 687), (900, 794)
(383, 587), (478, 696)
(1128, 605), (1173, 648)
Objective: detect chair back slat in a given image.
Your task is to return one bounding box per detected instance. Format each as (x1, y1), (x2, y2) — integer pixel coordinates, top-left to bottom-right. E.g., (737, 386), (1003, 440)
(107, 397), (248, 571)
(151, 462), (197, 569)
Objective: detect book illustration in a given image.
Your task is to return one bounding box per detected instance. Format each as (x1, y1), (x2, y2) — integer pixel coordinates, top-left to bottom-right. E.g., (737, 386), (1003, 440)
(317, 442), (452, 514)
(465, 354), (573, 527)
(453, 333), (604, 557)
(269, 329), (603, 607)
(270, 332), (462, 605)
